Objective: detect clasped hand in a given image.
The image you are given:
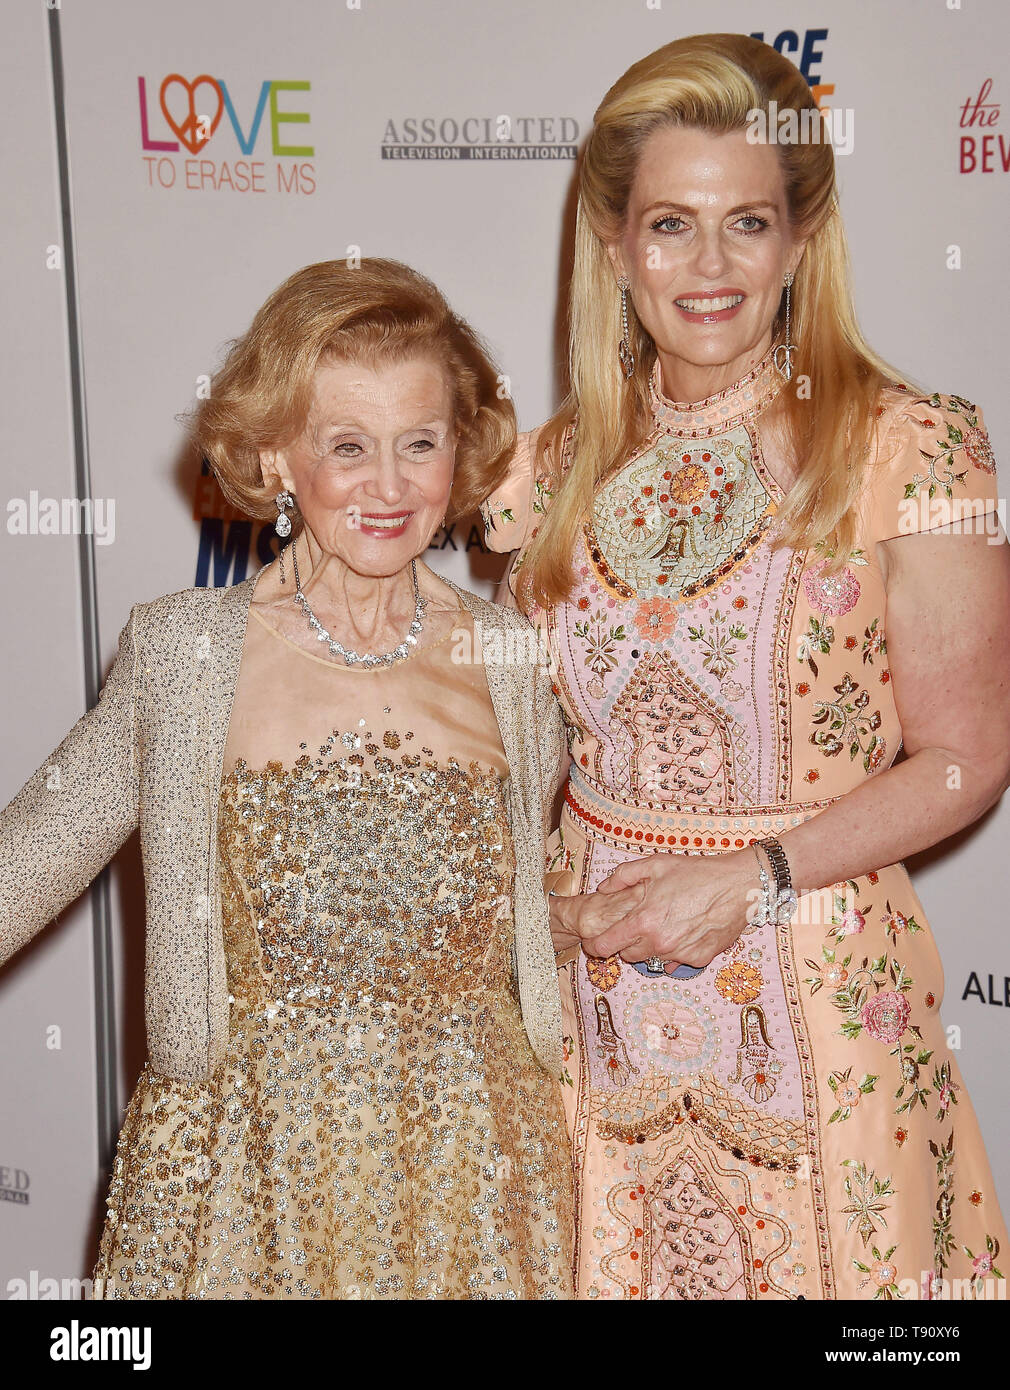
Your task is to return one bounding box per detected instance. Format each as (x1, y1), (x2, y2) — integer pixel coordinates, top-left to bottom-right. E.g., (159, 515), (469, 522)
(549, 850), (756, 969)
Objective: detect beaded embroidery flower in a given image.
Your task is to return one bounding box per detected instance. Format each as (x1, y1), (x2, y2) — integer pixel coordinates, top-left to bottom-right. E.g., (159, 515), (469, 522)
(963, 424), (996, 474)
(802, 562), (861, 617)
(714, 961), (763, 1005)
(633, 597), (678, 641)
(860, 990), (911, 1045)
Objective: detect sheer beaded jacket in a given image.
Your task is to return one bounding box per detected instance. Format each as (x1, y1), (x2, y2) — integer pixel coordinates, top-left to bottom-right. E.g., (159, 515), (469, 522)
(0, 566), (568, 1082)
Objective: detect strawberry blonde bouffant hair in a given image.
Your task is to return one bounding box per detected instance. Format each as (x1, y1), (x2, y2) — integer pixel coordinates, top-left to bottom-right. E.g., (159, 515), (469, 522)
(522, 32), (915, 608)
(189, 258), (517, 535)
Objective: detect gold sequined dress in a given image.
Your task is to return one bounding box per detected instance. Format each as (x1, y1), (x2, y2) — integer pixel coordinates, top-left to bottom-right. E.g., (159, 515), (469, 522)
(93, 597), (574, 1299)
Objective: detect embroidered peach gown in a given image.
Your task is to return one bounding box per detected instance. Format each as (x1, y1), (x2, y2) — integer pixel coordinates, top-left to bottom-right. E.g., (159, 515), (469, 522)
(481, 346), (1008, 1300)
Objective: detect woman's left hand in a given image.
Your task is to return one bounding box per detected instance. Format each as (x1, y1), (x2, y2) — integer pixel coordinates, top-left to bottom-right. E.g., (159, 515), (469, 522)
(582, 849), (758, 968)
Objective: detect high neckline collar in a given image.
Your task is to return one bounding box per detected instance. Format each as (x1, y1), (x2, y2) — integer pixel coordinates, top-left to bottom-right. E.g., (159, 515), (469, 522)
(649, 343), (783, 437)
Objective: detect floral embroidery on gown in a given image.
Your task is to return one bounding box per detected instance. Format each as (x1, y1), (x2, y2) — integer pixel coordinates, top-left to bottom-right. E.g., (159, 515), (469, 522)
(481, 345), (1007, 1300)
(93, 604), (574, 1299)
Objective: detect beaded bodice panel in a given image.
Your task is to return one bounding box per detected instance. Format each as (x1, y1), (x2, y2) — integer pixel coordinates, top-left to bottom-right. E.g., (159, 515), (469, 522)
(218, 730), (516, 1009)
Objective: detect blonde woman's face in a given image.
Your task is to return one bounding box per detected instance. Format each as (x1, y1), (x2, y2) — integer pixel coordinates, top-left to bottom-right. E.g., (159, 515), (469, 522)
(263, 356), (456, 578)
(608, 125), (806, 382)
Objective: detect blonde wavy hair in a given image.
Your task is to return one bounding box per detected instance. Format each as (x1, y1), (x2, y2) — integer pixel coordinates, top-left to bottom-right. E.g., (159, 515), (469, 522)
(188, 258), (516, 535)
(521, 33), (915, 608)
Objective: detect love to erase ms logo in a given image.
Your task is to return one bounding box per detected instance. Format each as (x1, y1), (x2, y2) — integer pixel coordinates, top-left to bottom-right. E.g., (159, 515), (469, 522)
(138, 75), (316, 195)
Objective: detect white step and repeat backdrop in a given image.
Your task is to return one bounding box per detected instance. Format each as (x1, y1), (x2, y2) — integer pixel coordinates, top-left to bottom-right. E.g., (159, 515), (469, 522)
(2, 0), (1008, 1295)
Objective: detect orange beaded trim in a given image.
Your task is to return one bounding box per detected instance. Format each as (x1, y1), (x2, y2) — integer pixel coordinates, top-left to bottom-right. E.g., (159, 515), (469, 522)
(563, 774), (838, 854)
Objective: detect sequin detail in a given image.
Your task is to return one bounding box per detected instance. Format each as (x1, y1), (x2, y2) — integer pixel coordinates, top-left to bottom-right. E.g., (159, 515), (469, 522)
(94, 728), (574, 1299)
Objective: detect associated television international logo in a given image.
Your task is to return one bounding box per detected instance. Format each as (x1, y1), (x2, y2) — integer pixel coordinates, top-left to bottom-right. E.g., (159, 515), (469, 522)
(138, 75), (315, 194)
(0, 1164), (30, 1205)
(380, 114), (579, 162)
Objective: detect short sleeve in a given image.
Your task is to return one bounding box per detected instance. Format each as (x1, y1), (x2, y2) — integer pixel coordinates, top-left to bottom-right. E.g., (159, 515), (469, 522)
(480, 427), (557, 553)
(867, 389), (1003, 543)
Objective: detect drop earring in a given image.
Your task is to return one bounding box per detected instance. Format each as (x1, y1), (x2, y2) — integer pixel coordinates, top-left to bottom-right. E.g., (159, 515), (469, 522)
(274, 490), (294, 537)
(617, 277), (636, 380)
(774, 271), (796, 382)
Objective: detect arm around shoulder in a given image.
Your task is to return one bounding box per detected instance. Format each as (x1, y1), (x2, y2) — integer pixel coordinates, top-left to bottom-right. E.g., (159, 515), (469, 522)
(532, 653), (567, 843)
(480, 428), (536, 554)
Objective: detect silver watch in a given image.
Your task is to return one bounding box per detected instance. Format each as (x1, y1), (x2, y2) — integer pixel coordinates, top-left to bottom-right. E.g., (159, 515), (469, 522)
(756, 836), (798, 924)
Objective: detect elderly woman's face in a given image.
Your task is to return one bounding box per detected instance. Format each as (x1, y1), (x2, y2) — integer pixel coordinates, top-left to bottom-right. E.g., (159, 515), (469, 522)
(265, 355), (455, 577)
(608, 125), (806, 377)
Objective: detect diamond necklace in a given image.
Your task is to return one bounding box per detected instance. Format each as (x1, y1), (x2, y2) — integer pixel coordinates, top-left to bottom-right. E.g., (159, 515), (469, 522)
(288, 541), (428, 667)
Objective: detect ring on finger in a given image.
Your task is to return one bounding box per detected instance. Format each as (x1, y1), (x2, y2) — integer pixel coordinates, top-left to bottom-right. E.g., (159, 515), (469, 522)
(645, 956), (665, 974)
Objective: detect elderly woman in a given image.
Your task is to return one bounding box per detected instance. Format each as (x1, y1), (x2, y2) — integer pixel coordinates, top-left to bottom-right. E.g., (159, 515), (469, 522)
(0, 258), (580, 1299)
(482, 34), (1010, 1300)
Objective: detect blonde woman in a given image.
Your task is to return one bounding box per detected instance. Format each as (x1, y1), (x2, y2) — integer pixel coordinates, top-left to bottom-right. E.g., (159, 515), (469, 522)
(0, 259), (576, 1299)
(482, 34), (1010, 1300)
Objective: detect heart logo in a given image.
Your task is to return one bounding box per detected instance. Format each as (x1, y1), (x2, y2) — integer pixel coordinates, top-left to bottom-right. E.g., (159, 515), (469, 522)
(160, 74), (224, 155)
